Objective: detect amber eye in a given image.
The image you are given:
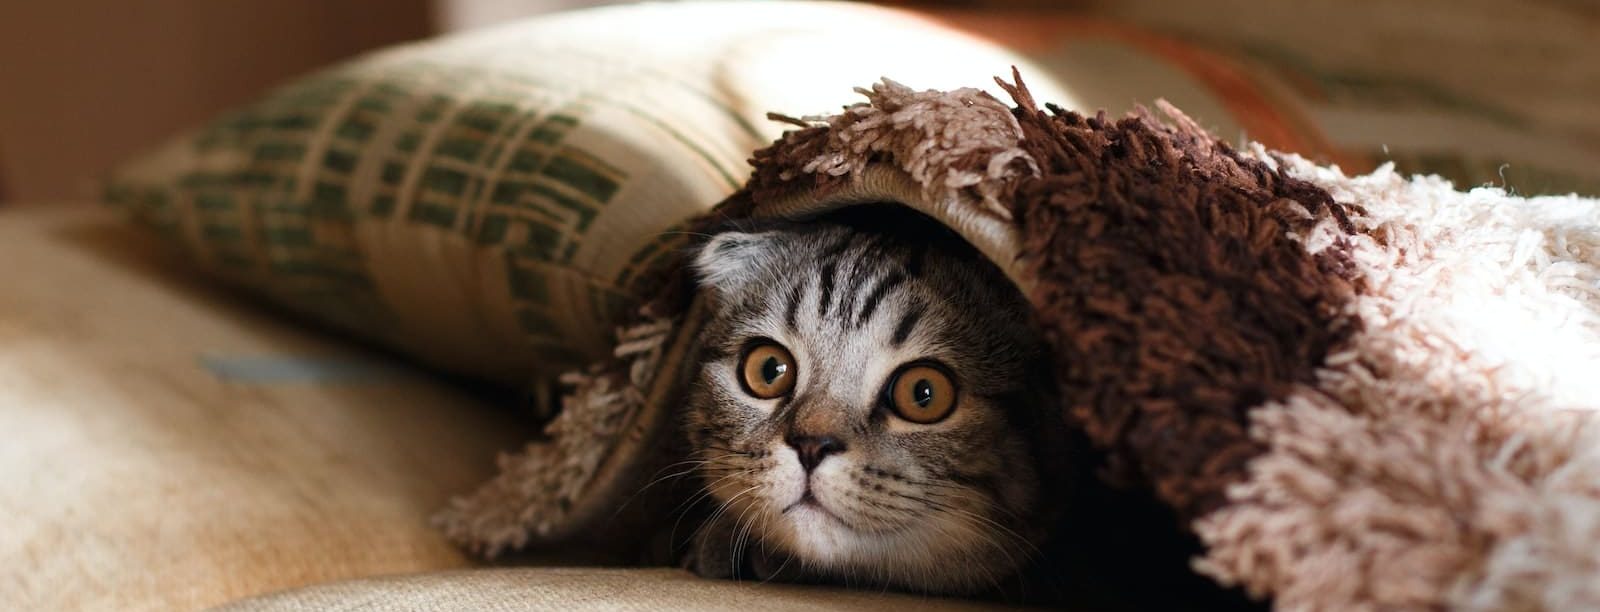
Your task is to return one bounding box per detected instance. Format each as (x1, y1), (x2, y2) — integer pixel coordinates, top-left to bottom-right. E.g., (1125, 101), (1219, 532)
(739, 342), (796, 399)
(888, 363), (958, 424)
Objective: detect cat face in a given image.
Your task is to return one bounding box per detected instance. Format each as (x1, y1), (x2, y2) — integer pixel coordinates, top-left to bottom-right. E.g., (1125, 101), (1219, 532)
(684, 217), (1056, 594)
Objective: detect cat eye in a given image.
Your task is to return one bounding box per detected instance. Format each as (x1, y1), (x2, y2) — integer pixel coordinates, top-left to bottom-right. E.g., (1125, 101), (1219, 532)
(738, 341), (796, 399)
(887, 363), (958, 424)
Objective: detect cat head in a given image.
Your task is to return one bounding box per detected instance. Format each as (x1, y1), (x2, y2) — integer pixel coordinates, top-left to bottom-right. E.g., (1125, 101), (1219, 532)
(684, 209), (1061, 593)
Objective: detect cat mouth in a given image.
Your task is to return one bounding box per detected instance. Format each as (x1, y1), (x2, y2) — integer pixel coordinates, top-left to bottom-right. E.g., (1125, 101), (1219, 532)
(781, 491), (851, 528)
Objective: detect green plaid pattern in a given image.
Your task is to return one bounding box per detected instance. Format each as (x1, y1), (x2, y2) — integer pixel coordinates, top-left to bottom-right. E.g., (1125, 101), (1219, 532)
(104, 48), (756, 382)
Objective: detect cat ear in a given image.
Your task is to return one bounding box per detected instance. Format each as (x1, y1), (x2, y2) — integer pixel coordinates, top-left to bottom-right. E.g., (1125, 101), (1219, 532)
(692, 231), (774, 292)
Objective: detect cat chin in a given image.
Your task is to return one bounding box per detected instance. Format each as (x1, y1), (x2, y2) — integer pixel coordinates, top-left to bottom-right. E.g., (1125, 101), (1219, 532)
(762, 508), (1006, 594)
(771, 504), (860, 561)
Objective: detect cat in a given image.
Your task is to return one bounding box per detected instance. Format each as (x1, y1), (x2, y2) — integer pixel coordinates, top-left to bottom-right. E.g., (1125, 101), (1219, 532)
(678, 207), (1067, 596)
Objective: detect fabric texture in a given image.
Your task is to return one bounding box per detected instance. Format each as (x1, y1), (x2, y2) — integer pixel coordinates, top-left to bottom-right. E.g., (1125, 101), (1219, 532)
(216, 568), (1023, 611)
(0, 205), (530, 611)
(1193, 157), (1600, 611)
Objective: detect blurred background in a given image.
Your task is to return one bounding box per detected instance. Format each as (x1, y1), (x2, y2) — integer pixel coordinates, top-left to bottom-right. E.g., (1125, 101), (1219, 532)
(2, 0), (1596, 203)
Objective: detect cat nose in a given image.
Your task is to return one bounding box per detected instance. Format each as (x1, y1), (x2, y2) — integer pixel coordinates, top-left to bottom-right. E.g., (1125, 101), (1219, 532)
(785, 434), (846, 472)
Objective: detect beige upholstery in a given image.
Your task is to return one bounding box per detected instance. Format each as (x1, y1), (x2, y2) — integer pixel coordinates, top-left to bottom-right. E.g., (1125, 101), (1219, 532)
(0, 204), (529, 610)
(0, 204), (1017, 610)
(217, 568), (1022, 611)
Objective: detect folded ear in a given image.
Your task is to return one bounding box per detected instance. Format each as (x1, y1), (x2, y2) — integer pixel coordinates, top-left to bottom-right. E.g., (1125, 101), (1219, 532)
(691, 231), (775, 294)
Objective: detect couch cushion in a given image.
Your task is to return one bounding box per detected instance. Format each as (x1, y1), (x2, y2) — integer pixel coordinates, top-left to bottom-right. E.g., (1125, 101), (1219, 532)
(215, 568), (1021, 611)
(0, 204), (530, 610)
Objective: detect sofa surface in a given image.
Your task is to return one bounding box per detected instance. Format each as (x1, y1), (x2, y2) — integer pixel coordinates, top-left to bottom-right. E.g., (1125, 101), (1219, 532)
(219, 567), (1028, 611)
(0, 204), (532, 610)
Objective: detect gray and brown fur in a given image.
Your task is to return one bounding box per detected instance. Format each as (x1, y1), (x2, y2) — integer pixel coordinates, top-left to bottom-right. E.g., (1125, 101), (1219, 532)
(681, 208), (1064, 595)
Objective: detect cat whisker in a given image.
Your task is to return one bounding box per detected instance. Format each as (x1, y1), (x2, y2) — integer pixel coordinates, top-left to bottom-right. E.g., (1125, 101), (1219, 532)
(728, 491), (766, 575)
(669, 462), (755, 544)
(655, 230), (716, 240)
(699, 483), (763, 577)
(887, 488), (1041, 561)
(959, 526), (1012, 594)
(756, 549), (795, 585)
(919, 509), (1015, 594)
(692, 482), (757, 544)
(609, 459), (718, 519)
(943, 493), (1040, 556)
(694, 446), (758, 459)
(871, 473), (1036, 547)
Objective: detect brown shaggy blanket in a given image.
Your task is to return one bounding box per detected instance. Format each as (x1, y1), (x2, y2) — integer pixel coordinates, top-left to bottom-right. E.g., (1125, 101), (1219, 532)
(441, 71), (1600, 610)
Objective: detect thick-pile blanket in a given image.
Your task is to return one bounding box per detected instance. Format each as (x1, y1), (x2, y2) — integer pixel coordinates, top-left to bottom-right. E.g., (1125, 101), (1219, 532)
(440, 73), (1600, 610)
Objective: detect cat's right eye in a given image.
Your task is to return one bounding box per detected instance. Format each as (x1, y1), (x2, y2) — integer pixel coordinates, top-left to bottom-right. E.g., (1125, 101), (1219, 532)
(738, 341), (796, 399)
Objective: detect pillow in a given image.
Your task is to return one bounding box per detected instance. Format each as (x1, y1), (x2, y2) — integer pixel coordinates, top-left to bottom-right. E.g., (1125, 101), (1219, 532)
(102, 1), (1069, 389)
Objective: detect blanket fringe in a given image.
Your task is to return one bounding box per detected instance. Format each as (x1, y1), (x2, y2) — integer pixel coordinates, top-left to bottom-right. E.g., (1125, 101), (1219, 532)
(432, 317), (675, 556)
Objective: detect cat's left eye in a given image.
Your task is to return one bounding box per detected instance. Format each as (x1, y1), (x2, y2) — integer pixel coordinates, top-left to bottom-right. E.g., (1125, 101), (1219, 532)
(887, 363), (958, 424)
(738, 341), (796, 399)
